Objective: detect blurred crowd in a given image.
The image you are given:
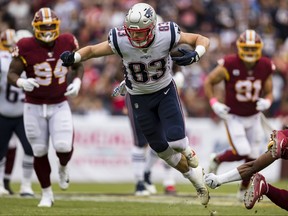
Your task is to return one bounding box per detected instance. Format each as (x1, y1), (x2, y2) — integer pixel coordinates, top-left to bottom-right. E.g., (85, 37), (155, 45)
(1, 0), (288, 118)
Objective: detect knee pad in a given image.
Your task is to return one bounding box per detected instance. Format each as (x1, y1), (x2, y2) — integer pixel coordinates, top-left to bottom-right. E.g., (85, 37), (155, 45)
(32, 144), (48, 157)
(157, 146), (181, 167)
(166, 126), (185, 141)
(54, 141), (72, 153)
(168, 136), (189, 152)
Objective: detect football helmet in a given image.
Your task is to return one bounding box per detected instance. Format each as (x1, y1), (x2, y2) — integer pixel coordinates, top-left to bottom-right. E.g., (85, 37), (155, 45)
(124, 3), (157, 48)
(236, 29), (263, 63)
(32, 7), (60, 43)
(0, 29), (16, 51)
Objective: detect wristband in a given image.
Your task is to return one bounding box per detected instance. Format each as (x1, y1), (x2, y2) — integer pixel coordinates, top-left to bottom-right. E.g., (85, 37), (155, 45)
(195, 45), (206, 58)
(74, 52), (81, 63)
(209, 97), (218, 106)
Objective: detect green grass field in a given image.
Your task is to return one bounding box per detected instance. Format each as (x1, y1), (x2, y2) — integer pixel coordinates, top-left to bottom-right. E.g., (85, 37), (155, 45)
(0, 181), (287, 216)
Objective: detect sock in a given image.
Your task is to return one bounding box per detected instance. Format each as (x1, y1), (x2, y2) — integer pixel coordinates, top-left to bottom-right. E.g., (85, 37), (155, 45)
(266, 184), (288, 211)
(218, 168), (242, 185)
(34, 155), (51, 188)
(21, 155), (34, 187)
(144, 149), (158, 173)
(0, 158), (6, 186)
(4, 148), (16, 176)
(131, 146), (146, 182)
(56, 147), (73, 166)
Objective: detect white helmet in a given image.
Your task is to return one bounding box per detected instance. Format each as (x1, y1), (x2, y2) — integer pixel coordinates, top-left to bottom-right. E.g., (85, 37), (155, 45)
(124, 3), (157, 48)
(14, 29), (33, 43)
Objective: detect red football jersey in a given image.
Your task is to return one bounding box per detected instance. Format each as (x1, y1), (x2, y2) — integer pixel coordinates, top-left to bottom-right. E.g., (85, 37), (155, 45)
(17, 33), (78, 104)
(221, 54), (275, 116)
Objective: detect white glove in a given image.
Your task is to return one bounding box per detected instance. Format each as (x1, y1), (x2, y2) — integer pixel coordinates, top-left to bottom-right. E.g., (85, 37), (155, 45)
(111, 80), (127, 97)
(210, 98), (230, 119)
(65, 77), (81, 97)
(16, 78), (39, 92)
(204, 173), (221, 189)
(256, 98), (271, 111)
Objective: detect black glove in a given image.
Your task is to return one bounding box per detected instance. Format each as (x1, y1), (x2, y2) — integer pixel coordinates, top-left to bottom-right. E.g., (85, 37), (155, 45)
(60, 51), (75, 67)
(171, 48), (200, 66)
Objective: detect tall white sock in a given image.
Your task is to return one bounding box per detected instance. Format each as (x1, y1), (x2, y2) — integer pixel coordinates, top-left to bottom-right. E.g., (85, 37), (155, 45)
(131, 146), (146, 182)
(217, 168), (242, 185)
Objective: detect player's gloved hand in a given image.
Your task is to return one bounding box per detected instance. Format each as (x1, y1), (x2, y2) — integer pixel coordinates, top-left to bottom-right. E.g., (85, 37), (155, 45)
(65, 78), (82, 97)
(204, 173), (221, 189)
(16, 78), (39, 92)
(111, 80), (127, 97)
(210, 98), (230, 120)
(256, 98), (271, 111)
(171, 48), (200, 66)
(61, 51), (75, 67)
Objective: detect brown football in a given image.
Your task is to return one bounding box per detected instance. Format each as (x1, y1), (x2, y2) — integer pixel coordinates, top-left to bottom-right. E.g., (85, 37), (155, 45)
(170, 44), (193, 57)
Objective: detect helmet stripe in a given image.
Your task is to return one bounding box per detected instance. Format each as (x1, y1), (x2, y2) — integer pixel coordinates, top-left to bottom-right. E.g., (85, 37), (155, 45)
(42, 8), (52, 22)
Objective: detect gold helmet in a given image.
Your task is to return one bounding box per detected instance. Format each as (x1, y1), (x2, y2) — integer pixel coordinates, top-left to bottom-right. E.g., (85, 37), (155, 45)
(0, 29), (16, 51)
(236, 29), (263, 63)
(32, 7), (60, 43)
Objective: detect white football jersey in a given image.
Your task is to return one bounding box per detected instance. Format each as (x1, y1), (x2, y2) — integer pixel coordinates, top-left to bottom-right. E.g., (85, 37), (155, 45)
(0, 50), (25, 117)
(108, 22), (181, 95)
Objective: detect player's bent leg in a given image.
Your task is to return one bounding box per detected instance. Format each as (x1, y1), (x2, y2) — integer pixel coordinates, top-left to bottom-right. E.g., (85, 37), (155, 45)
(168, 137), (198, 168)
(244, 173), (268, 209)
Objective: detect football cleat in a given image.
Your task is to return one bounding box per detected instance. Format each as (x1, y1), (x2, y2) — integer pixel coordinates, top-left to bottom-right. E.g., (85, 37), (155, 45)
(244, 173), (268, 209)
(20, 184), (34, 197)
(144, 171), (157, 194)
(185, 149), (199, 168)
(164, 185), (177, 195)
(197, 186), (210, 206)
(59, 165), (69, 190)
(4, 179), (14, 195)
(204, 173), (221, 189)
(0, 185), (9, 196)
(236, 188), (246, 202)
(38, 194), (54, 207)
(208, 153), (220, 174)
(135, 181), (150, 196)
(270, 130), (288, 159)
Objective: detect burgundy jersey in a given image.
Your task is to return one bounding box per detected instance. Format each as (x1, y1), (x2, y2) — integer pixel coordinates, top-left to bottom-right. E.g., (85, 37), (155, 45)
(220, 54), (275, 116)
(16, 33), (78, 104)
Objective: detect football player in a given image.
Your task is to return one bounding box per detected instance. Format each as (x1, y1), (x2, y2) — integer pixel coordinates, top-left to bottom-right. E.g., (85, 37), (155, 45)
(0, 29), (34, 197)
(61, 3), (210, 205)
(205, 129), (288, 211)
(204, 29), (275, 200)
(7, 8), (84, 207)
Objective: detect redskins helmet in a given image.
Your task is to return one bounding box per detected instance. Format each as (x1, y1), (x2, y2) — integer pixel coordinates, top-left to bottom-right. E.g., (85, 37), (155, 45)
(32, 7), (60, 43)
(0, 29), (16, 51)
(236, 29), (263, 63)
(124, 3), (157, 48)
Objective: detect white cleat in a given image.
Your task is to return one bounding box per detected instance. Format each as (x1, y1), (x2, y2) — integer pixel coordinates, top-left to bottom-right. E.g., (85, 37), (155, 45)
(59, 165), (69, 190)
(197, 186), (210, 206)
(0, 185), (9, 196)
(236, 188), (246, 202)
(135, 181), (150, 196)
(208, 153), (219, 173)
(38, 194), (54, 207)
(20, 184), (34, 197)
(204, 173), (221, 189)
(185, 149), (199, 168)
(144, 183), (157, 194)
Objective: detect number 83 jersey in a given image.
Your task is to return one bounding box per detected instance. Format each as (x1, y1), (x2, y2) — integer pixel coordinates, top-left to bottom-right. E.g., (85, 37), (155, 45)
(108, 22), (181, 95)
(0, 50), (24, 117)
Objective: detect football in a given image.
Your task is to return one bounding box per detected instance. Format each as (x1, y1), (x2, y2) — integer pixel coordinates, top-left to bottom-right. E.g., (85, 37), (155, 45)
(170, 44), (193, 57)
